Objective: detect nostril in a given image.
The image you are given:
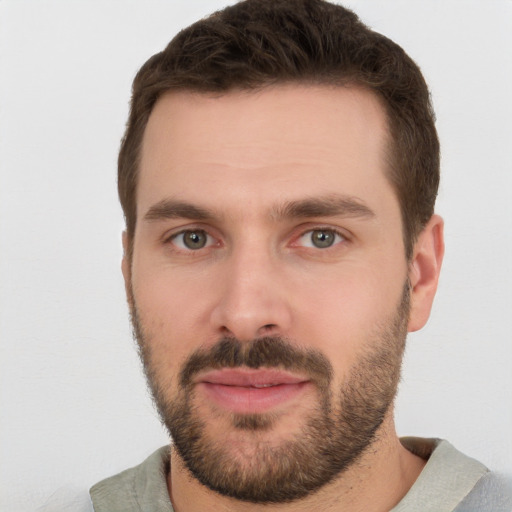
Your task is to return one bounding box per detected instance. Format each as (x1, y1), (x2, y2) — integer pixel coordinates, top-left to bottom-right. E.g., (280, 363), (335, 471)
(220, 326), (233, 336)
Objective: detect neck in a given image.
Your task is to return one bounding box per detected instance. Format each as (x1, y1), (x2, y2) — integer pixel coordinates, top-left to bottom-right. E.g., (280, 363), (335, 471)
(167, 414), (426, 512)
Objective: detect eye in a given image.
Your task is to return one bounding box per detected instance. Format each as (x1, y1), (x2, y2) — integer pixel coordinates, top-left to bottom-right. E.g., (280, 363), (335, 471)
(171, 229), (213, 250)
(297, 229), (345, 249)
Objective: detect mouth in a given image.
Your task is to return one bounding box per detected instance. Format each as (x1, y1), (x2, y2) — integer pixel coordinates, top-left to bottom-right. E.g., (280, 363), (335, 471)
(195, 368), (311, 414)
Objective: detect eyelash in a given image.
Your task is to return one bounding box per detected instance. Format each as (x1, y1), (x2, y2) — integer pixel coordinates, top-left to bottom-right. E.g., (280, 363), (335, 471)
(166, 229), (217, 251)
(163, 226), (349, 253)
(293, 227), (348, 251)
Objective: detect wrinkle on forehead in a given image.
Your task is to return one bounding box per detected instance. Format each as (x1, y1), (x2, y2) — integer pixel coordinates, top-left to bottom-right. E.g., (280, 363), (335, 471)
(137, 84), (395, 229)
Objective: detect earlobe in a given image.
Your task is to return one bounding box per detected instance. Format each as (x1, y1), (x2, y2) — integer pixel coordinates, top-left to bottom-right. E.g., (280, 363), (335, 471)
(407, 214), (445, 332)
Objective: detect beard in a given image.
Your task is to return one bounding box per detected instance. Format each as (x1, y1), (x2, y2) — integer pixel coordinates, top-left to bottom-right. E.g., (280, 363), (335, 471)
(129, 284), (410, 504)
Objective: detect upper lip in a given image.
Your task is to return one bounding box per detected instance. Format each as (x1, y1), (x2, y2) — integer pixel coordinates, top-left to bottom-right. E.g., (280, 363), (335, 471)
(196, 368), (309, 387)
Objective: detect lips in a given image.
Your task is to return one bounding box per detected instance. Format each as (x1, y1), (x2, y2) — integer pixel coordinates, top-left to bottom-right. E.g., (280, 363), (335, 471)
(195, 368), (310, 414)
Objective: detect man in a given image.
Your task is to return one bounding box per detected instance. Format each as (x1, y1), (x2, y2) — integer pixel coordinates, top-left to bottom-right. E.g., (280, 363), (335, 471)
(89, 0), (510, 510)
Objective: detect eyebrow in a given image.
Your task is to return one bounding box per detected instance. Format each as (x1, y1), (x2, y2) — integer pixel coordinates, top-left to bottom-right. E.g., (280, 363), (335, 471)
(144, 199), (215, 222)
(143, 195), (375, 223)
(272, 195), (376, 221)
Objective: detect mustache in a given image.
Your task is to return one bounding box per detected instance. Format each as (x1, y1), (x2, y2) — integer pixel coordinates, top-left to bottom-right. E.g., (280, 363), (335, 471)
(179, 336), (333, 389)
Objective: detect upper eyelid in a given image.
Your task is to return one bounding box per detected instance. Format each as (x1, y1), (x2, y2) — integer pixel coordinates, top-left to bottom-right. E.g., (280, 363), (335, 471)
(162, 224), (215, 243)
(299, 226), (345, 235)
(165, 229), (218, 253)
(288, 227), (351, 252)
(296, 225), (350, 240)
(169, 228), (209, 239)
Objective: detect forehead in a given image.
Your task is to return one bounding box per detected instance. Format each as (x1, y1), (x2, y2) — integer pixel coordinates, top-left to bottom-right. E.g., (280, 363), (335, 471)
(138, 84), (394, 219)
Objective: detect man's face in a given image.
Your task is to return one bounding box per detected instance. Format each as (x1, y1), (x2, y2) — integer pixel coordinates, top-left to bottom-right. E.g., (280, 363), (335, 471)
(125, 85), (417, 502)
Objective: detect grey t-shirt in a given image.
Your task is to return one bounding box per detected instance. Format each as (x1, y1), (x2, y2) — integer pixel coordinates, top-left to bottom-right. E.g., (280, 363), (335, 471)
(394, 437), (510, 511)
(44, 438), (510, 511)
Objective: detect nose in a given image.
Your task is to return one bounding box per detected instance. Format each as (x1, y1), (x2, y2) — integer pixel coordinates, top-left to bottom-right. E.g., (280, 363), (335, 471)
(209, 245), (293, 341)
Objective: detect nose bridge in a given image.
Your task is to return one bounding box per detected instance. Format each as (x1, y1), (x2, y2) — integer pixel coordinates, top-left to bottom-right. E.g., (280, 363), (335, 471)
(210, 238), (291, 341)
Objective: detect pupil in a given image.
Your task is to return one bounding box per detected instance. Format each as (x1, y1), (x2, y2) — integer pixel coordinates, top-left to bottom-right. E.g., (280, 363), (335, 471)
(312, 230), (334, 248)
(184, 231), (206, 249)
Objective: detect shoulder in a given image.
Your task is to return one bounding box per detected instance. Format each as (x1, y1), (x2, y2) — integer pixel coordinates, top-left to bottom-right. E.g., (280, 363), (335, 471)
(89, 446), (173, 512)
(454, 471), (512, 512)
(394, 438), (511, 512)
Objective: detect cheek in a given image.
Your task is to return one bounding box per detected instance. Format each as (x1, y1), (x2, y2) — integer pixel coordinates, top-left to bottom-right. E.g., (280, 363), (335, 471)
(289, 264), (406, 370)
(295, 262), (402, 321)
(132, 266), (214, 356)
(133, 247), (198, 313)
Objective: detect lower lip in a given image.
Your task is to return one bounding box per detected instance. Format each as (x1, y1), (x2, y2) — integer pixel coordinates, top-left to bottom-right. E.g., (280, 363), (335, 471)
(198, 381), (310, 414)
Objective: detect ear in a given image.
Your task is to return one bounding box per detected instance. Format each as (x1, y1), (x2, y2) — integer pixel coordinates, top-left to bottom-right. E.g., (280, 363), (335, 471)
(407, 214), (445, 332)
(121, 231), (133, 305)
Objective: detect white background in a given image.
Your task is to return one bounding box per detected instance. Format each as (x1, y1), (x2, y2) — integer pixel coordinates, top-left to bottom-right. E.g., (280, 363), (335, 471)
(1, 1), (511, 510)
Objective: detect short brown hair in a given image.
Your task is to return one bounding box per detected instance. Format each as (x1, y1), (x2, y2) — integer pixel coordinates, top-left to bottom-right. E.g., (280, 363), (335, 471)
(119, 0), (439, 259)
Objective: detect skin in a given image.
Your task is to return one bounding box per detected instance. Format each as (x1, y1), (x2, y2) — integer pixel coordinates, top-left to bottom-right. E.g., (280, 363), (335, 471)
(122, 84), (444, 511)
